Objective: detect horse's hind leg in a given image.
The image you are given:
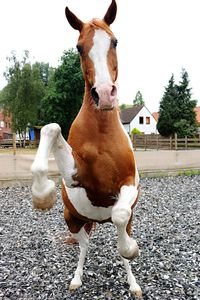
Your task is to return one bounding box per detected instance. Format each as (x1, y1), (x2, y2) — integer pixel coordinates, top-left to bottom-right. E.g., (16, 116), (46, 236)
(69, 227), (90, 290)
(64, 207), (91, 290)
(121, 257), (142, 297)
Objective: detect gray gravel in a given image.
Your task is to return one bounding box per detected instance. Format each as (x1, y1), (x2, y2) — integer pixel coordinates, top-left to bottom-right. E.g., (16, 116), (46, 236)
(0, 175), (199, 300)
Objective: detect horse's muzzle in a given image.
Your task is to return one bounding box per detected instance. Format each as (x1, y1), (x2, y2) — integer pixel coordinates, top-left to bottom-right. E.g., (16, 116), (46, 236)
(91, 84), (117, 109)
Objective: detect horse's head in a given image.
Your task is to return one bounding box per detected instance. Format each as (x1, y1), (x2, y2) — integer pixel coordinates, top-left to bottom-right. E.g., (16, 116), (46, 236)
(65, 0), (118, 110)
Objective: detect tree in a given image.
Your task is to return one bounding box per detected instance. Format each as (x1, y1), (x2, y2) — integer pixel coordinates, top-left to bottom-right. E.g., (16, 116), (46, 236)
(157, 74), (177, 136)
(174, 70), (197, 137)
(120, 103), (133, 110)
(157, 70), (197, 137)
(40, 49), (84, 138)
(133, 91), (145, 106)
(1, 51), (46, 144)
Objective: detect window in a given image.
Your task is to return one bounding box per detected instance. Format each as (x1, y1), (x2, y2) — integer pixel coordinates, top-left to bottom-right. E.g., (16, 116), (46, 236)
(139, 116), (144, 124)
(146, 117), (150, 124)
(0, 121), (4, 128)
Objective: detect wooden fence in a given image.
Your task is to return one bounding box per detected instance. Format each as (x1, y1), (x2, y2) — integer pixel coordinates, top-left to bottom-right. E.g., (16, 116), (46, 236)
(131, 134), (200, 150)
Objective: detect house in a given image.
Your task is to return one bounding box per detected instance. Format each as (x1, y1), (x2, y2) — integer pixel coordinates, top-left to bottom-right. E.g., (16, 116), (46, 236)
(0, 110), (12, 140)
(120, 105), (158, 135)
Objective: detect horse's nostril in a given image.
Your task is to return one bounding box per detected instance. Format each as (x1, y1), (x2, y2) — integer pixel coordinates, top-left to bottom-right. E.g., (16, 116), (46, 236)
(111, 85), (117, 97)
(91, 87), (99, 106)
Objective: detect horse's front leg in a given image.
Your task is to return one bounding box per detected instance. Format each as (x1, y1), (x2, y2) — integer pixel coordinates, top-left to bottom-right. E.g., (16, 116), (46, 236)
(112, 185), (142, 296)
(31, 123), (76, 210)
(31, 123), (61, 210)
(111, 185), (139, 259)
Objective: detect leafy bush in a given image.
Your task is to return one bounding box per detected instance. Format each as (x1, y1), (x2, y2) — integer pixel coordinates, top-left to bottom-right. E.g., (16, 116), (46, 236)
(131, 128), (143, 135)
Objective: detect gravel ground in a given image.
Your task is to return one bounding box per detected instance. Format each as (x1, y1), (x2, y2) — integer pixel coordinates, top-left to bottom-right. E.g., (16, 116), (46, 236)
(0, 175), (199, 300)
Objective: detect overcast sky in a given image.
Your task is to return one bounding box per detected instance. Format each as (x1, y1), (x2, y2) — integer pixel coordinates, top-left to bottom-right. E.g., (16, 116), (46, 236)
(0, 0), (200, 112)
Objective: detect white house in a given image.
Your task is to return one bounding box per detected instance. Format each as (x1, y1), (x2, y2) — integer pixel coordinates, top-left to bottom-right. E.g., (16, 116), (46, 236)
(120, 105), (158, 135)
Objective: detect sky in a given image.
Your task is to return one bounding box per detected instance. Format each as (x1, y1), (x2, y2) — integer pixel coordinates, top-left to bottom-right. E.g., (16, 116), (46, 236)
(0, 0), (200, 113)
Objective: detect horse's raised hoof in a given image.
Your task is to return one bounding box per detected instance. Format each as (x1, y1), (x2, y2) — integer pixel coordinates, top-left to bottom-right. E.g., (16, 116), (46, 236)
(32, 189), (56, 210)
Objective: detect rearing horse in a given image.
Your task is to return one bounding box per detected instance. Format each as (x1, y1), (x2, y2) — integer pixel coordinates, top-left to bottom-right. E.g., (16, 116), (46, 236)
(31, 0), (142, 296)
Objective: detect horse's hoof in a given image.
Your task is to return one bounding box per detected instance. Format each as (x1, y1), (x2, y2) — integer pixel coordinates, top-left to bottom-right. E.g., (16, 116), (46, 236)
(69, 282), (82, 291)
(32, 189), (56, 210)
(65, 236), (78, 245)
(130, 285), (143, 298)
(134, 289), (143, 298)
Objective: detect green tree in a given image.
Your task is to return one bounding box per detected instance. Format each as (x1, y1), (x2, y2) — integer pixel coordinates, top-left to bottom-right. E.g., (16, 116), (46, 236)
(133, 91), (145, 106)
(174, 69), (197, 137)
(157, 74), (177, 136)
(40, 49), (84, 138)
(157, 70), (197, 137)
(120, 103), (133, 110)
(1, 51), (46, 144)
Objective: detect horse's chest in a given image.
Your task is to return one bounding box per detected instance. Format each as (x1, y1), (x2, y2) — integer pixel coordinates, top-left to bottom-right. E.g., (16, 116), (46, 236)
(78, 145), (134, 187)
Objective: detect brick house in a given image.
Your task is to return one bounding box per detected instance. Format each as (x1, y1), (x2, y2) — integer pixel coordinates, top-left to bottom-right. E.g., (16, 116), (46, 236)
(0, 110), (12, 140)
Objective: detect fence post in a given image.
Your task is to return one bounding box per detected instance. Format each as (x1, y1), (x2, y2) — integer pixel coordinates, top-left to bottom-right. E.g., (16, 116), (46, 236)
(12, 133), (16, 156)
(175, 133), (178, 150)
(156, 135), (159, 150)
(170, 136), (172, 150)
(132, 134), (136, 151)
(185, 136), (188, 150)
(144, 136), (147, 151)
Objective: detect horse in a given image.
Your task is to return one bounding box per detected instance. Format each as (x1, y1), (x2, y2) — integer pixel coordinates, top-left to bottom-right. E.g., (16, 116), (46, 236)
(31, 0), (142, 297)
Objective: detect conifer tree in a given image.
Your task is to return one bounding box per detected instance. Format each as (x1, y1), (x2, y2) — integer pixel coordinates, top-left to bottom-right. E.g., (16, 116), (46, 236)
(174, 69), (197, 137)
(157, 74), (177, 136)
(157, 70), (197, 137)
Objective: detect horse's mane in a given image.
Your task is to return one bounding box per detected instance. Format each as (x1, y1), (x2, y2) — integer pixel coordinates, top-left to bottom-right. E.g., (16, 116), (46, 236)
(89, 18), (113, 36)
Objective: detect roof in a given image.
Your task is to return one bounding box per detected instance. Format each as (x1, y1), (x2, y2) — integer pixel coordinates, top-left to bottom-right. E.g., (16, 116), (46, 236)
(152, 106), (200, 123)
(152, 112), (159, 122)
(120, 105), (144, 124)
(194, 106), (200, 123)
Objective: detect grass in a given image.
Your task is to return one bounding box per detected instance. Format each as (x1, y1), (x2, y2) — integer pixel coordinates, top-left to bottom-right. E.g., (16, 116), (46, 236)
(178, 169), (200, 176)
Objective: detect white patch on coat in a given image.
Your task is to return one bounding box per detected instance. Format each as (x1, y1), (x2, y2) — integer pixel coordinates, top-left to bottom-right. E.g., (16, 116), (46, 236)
(63, 179), (113, 221)
(89, 29), (112, 85)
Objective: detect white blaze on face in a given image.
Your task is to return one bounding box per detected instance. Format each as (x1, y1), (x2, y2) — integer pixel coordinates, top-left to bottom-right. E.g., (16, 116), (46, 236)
(89, 29), (112, 85)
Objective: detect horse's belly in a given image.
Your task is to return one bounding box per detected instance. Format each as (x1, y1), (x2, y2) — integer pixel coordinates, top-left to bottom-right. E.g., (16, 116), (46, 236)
(62, 179), (113, 221)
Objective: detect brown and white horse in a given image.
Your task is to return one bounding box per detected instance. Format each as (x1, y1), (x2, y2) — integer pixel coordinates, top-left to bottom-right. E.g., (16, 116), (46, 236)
(31, 0), (142, 296)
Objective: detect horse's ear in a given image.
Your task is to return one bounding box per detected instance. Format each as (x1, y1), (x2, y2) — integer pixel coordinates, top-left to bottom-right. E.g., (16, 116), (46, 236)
(103, 0), (117, 26)
(65, 7), (83, 32)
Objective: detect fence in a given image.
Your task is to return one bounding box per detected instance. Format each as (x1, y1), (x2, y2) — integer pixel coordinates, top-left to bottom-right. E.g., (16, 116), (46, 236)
(131, 133), (200, 150)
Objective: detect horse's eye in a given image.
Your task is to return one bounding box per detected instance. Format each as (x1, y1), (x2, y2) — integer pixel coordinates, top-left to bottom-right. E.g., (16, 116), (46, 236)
(76, 44), (83, 55)
(111, 38), (118, 49)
